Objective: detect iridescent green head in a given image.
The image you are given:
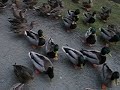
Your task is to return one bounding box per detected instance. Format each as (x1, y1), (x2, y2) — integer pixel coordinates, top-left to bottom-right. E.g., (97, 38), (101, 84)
(111, 71), (119, 80)
(38, 30), (43, 37)
(101, 47), (110, 55)
(54, 44), (59, 52)
(90, 27), (96, 34)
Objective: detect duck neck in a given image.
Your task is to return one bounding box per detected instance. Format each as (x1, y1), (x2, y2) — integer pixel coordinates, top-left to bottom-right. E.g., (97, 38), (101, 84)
(101, 53), (106, 56)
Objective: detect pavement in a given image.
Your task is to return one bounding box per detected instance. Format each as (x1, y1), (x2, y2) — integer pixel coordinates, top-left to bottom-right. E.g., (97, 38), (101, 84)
(0, 3), (120, 90)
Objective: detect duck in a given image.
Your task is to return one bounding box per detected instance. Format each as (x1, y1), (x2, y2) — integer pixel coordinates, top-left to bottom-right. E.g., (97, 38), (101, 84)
(62, 46), (86, 69)
(80, 47), (111, 67)
(48, 0), (64, 9)
(23, 0), (38, 9)
(12, 0), (21, 8)
(84, 27), (97, 46)
(8, 17), (27, 27)
(11, 21), (35, 35)
(0, 0), (8, 9)
(82, 0), (93, 11)
(47, 0), (64, 19)
(24, 29), (45, 48)
(28, 51), (54, 80)
(46, 38), (59, 60)
(35, 3), (51, 16)
(10, 83), (24, 90)
(101, 63), (119, 90)
(13, 63), (34, 83)
(11, 4), (26, 20)
(63, 17), (77, 32)
(66, 9), (80, 22)
(99, 27), (120, 44)
(98, 6), (111, 22)
(83, 11), (96, 25)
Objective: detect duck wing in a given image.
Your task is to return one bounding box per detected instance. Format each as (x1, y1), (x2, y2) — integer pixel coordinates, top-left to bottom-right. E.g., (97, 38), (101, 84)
(45, 38), (55, 53)
(100, 28), (113, 40)
(25, 31), (38, 45)
(63, 17), (72, 28)
(28, 51), (53, 72)
(80, 50), (100, 64)
(62, 46), (84, 65)
(13, 65), (33, 83)
(102, 63), (113, 85)
(85, 28), (92, 38)
(10, 83), (24, 90)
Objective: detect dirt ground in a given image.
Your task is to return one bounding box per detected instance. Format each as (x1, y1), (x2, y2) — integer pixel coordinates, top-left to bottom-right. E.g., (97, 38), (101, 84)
(0, 1), (120, 90)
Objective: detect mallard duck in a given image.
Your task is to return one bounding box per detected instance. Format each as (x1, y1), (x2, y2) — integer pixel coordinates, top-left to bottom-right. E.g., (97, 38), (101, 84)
(83, 11), (96, 24)
(11, 3), (27, 25)
(66, 9), (80, 22)
(84, 27), (97, 46)
(48, 0), (64, 9)
(35, 3), (51, 16)
(98, 6), (111, 22)
(101, 63), (119, 90)
(80, 47), (111, 67)
(63, 17), (77, 32)
(46, 38), (59, 60)
(12, 4), (27, 21)
(82, 0), (93, 11)
(62, 46), (86, 69)
(0, 0), (8, 4)
(47, 0), (64, 19)
(12, 0), (21, 8)
(13, 63), (34, 83)
(99, 28), (120, 44)
(24, 29), (45, 48)
(0, 0), (8, 9)
(11, 21), (35, 35)
(45, 38), (55, 53)
(28, 51), (54, 80)
(8, 17), (27, 27)
(23, 0), (38, 9)
(10, 83), (24, 90)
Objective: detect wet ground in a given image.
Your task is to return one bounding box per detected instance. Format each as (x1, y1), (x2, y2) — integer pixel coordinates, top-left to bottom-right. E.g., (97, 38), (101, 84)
(0, 1), (120, 90)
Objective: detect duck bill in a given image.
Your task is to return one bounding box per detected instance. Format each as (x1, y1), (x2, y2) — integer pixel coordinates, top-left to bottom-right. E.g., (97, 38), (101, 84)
(80, 64), (84, 69)
(108, 53), (112, 57)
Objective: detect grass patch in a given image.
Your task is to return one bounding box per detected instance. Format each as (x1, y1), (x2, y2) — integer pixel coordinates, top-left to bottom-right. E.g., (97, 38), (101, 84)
(36, 0), (120, 49)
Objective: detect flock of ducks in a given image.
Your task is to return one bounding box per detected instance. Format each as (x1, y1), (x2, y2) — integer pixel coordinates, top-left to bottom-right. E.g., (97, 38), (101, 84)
(0, 0), (120, 90)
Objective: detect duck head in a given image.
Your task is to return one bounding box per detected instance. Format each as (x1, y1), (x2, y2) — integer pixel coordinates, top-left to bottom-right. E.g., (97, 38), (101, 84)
(101, 47), (110, 55)
(92, 11), (96, 17)
(111, 71), (119, 85)
(38, 29), (43, 37)
(77, 56), (86, 68)
(90, 27), (96, 34)
(54, 44), (59, 52)
(74, 9), (80, 15)
(46, 67), (54, 80)
(109, 34), (120, 43)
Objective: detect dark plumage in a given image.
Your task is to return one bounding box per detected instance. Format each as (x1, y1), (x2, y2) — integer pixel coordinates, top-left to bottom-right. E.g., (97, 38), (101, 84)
(1, 0), (8, 4)
(13, 64), (34, 83)
(86, 34), (96, 44)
